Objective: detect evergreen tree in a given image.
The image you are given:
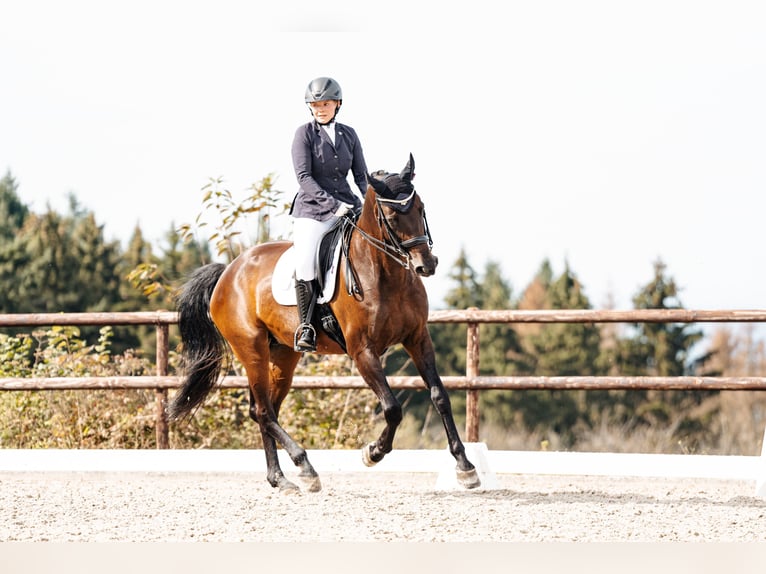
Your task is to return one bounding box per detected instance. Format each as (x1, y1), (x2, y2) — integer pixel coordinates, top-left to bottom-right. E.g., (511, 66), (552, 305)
(0, 196), (122, 316)
(528, 262), (601, 376)
(119, 226), (158, 311)
(70, 211), (123, 311)
(0, 171), (32, 313)
(608, 259), (709, 436)
(112, 226), (161, 354)
(514, 262), (602, 444)
(476, 260), (523, 376)
(614, 259), (704, 376)
(473, 260), (529, 432)
(470, 259), (556, 435)
(429, 247), (481, 375)
(0, 230), (31, 314)
(0, 170), (29, 242)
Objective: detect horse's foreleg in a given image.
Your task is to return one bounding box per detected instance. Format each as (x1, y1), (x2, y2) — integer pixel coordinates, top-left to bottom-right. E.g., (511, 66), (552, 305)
(353, 347), (402, 466)
(408, 337), (481, 489)
(427, 378), (481, 488)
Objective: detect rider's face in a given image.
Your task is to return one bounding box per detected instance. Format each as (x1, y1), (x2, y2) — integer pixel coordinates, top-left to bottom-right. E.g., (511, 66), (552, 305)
(308, 100), (339, 124)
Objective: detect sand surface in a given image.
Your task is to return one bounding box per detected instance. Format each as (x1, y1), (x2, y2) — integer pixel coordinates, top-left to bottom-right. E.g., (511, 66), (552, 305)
(2, 471), (765, 542)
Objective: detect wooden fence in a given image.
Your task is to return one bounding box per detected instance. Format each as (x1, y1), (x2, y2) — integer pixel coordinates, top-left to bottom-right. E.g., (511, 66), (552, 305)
(2, 309), (766, 448)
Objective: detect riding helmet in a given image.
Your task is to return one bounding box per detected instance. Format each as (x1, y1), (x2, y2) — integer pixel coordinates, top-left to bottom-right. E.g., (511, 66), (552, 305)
(305, 77), (343, 103)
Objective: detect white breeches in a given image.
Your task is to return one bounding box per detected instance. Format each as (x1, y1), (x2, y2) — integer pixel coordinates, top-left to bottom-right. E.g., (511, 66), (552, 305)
(293, 216), (337, 281)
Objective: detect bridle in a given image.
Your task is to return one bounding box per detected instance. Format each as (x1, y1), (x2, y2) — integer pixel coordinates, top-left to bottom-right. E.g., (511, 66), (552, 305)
(377, 189), (433, 253)
(341, 189), (434, 295)
(347, 190), (433, 265)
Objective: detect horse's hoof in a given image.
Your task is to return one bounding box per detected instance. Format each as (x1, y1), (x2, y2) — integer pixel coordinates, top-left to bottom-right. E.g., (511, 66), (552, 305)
(362, 443), (378, 467)
(457, 468), (481, 489)
(277, 478), (301, 494)
(300, 474), (322, 493)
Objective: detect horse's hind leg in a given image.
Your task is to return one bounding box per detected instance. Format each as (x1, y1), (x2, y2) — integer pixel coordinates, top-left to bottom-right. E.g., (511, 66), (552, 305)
(248, 390), (297, 492)
(245, 338), (321, 493)
(269, 343), (321, 492)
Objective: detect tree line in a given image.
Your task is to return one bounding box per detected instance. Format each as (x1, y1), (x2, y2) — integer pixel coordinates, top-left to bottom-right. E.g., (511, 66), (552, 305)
(1, 169), (765, 453)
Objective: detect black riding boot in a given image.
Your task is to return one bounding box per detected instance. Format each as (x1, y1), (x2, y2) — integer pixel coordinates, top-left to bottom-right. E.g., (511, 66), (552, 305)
(294, 279), (318, 352)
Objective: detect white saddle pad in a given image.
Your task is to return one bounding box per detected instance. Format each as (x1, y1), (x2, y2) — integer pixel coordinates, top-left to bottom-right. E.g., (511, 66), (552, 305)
(271, 242), (343, 306)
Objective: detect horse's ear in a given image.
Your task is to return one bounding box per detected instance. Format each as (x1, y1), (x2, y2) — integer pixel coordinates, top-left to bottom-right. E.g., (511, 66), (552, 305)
(401, 153), (415, 182)
(367, 173), (389, 195)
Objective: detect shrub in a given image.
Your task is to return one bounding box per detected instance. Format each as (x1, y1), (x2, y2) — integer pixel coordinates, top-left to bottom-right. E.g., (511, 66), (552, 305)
(0, 328), (380, 449)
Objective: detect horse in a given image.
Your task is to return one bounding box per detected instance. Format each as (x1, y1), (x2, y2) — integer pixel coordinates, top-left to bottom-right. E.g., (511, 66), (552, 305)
(167, 154), (480, 492)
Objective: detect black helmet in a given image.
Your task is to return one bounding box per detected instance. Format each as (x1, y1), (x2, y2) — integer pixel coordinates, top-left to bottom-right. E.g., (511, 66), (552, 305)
(305, 77), (343, 103)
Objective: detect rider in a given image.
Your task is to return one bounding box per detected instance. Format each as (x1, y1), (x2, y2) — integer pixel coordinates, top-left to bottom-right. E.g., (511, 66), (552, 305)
(290, 76), (369, 352)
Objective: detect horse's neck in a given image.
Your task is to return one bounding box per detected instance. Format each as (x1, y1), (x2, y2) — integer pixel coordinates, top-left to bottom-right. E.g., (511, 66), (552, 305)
(353, 211), (384, 261)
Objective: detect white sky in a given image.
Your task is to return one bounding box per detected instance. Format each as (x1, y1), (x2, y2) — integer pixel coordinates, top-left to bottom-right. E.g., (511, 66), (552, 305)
(2, 1), (765, 315)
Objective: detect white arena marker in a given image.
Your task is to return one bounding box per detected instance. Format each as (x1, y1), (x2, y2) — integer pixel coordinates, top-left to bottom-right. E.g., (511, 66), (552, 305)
(755, 427), (766, 498)
(435, 442), (499, 491)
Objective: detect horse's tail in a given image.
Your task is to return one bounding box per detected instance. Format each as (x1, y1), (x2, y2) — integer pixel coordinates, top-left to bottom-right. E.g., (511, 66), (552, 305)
(167, 262), (228, 421)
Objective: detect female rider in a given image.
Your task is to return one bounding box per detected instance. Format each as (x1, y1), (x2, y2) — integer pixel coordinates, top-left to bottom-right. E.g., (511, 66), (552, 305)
(290, 77), (369, 352)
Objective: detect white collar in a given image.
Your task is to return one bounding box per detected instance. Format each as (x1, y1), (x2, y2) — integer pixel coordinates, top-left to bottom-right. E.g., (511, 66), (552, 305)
(320, 121), (336, 144)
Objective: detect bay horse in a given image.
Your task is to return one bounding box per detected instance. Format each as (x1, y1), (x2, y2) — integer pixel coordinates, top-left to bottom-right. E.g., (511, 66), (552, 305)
(167, 154), (480, 492)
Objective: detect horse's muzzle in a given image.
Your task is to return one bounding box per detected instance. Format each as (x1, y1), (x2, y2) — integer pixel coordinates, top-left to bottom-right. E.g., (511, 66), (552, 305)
(413, 253), (438, 277)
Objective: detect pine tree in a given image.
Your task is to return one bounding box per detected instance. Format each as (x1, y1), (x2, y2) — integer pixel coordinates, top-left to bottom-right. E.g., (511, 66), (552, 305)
(0, 170), (29, 242)
(119, 226), (158, 310)
(614, 259), (704, 376)
(608, 259), (709, 436)
(429, 247), (481, 375)
(476, 260), (523, 376)
(514, 262), (602, 444)
(0, 196), (122, 314)
(529, 262), (601, 376)
(475, 260), (528, 431)
(0, 171), (32, 313)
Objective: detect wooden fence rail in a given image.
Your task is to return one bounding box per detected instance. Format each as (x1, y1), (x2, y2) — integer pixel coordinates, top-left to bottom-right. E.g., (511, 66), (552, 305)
(2, 309), (766, 448)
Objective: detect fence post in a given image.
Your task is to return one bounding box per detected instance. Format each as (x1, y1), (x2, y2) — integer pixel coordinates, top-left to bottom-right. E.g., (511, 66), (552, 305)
(465, 311), (480, 442)
(155, 322), (170, 449)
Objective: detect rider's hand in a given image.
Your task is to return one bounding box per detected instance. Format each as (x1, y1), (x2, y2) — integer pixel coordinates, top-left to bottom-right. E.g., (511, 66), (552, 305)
(334, 202), (353, 218)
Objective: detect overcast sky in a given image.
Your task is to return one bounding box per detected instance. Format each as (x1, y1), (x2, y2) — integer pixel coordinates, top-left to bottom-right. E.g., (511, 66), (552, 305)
(2, 1), (765, 317)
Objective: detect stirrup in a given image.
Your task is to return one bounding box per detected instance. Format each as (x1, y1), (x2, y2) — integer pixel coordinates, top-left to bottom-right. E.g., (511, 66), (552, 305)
(294, 323), (317, 352)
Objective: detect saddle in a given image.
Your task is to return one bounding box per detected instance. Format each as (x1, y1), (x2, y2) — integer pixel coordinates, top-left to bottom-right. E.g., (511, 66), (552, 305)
(271, 216), (356, 352)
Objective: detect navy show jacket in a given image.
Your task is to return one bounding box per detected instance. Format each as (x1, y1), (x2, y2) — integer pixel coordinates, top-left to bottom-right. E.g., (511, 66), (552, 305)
(290, 120), (368, 221)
